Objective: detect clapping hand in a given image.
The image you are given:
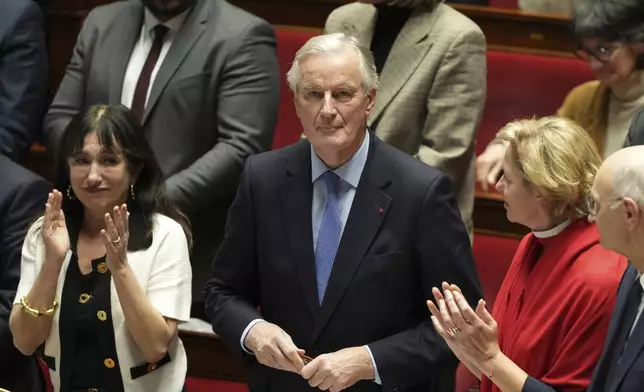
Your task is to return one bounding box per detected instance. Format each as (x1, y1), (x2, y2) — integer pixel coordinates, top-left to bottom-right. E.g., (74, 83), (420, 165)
(101, 204), (130, 273)
(427, 282), (500, 367)
(42, 190), (70, 262)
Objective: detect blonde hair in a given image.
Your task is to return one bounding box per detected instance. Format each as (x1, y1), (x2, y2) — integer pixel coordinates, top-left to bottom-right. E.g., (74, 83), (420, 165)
(497, 116), (601, 219)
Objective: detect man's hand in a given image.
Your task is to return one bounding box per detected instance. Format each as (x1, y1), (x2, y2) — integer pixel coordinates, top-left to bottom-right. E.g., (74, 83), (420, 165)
(475, 142), (506, 192)
(244, 321), (305, 373)
(301, 346), (374, 392)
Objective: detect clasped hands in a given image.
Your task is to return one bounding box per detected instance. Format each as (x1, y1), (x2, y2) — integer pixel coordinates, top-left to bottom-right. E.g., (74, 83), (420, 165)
(42, 189), (131, 272)
(426, 282), (501, 377)
(244, 322), (374, 392)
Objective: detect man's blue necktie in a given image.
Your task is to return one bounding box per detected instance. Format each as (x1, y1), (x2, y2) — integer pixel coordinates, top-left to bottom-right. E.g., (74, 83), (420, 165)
(315, 171), (343, 305)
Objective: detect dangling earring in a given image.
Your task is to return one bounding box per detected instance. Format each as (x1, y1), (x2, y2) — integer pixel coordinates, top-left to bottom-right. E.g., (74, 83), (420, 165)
(130, 184), (136, 200)
(66, 185), (76, 200)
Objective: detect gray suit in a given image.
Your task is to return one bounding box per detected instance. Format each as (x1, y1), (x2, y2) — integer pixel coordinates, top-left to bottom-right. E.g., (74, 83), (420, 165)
(43, 0), (280, 317)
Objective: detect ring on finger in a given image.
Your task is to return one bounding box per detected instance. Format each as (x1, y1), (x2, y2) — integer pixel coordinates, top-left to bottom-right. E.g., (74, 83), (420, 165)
(111, 235), (121, 244)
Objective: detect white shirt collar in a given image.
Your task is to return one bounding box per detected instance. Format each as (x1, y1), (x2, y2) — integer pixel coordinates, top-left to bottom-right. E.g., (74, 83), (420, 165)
(310, 131), (370, 189)
(143, 8), (191, 38)
(533, 219), (572, 238)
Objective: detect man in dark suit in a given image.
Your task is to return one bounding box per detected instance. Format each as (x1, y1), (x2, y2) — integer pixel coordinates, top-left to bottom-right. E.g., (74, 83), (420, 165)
(0, 155), (51, 391)
(43, 0), (280, 319)
(203, 33), (482, 391)
(588, 145), (644, 392)
(624, 108), (644, 147)
(0, 0), (48, 161)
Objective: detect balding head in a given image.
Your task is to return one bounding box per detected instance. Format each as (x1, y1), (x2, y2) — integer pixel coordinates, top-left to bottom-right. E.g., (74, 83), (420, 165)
(598, 146), (644, 206)
(592, 146), (644, 268)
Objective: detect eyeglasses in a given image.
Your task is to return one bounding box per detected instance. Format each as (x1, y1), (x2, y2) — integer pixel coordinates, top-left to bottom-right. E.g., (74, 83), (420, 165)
(575, 44), (620, 63)
(586, 194), (623, 217)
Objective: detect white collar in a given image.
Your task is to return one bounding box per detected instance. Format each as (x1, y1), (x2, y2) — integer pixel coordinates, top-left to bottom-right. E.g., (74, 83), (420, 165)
(533, 219), (572, 238)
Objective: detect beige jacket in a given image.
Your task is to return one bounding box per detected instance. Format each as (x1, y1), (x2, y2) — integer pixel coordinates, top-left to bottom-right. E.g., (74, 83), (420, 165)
(325, 2), (487, 238)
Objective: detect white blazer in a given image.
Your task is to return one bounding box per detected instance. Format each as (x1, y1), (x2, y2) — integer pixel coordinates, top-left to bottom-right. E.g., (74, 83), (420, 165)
(14, 213), (192, 392)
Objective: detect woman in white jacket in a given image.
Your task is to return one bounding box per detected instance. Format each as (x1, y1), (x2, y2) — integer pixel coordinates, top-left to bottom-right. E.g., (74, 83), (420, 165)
(10, 104), (193, 392)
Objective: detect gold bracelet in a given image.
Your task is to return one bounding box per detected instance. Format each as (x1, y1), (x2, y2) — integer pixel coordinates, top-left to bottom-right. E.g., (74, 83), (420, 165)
(20, 296), (58, 317)
(485, 352), (502, 380)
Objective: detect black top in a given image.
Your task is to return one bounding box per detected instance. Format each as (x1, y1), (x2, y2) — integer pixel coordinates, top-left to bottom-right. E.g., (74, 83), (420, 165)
(370, 5), (413, 75)
(59, 253), (124, 392)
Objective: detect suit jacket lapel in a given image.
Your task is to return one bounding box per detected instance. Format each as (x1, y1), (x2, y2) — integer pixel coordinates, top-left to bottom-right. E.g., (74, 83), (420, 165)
(278, 142), (319, 321)
(142, 0), (209, 124)
(108, 3), (143, 103)
(609, 267), (644, 392)
(368, 5), (438, 125)
(312, 137), (392, 341)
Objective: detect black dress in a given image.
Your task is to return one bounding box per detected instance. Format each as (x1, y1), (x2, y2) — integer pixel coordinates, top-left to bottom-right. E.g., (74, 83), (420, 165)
(58, 253), (125, 392)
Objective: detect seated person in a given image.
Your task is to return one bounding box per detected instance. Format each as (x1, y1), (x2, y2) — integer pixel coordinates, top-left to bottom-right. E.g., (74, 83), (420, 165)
(625, 107), (644, 146)
(586, 146), (644, 391)
(325, 0), (486, 239)
(428, 117), (628, 392)
(0, 0), (48, 160)
(10, 104), (192, 392)
(477, 0), (644, 191)
(0, 155), (50, 391)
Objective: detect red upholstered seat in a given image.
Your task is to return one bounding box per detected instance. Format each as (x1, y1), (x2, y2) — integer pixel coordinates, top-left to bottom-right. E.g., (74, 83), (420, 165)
(273, 27), (319, 150)
(186, 377), (248, 392)
(488, 0), (518, 8)
(455, 233), (521, 392)
(478, 51), (594, 156)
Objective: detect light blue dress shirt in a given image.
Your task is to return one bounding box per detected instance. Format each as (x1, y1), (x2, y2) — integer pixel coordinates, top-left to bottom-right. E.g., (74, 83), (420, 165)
(240, 132), (381, 384)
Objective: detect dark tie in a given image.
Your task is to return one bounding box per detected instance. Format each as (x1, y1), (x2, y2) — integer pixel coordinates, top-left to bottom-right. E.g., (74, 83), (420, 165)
(131, 24), (169, 122)
(315, 171), (343, 304)
(604, 277), (643, 387)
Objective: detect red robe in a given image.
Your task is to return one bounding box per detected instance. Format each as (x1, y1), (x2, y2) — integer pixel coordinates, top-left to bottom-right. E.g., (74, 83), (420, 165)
(480, 219), (627, 392)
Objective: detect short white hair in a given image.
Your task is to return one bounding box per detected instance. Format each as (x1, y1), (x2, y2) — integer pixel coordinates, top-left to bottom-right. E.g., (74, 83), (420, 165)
(286, 33), (379, 94)
(612, 162), (644, 208)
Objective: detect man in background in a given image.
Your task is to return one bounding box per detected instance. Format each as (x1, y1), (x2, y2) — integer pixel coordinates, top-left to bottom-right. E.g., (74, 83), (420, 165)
(0, 155), (51, 392)
(324, 0), (486, 241)
(587, 146), (644, 391)
(204, 33), (482, 391)
(0, 0), (48, 161)
(43, 0), (280, 319)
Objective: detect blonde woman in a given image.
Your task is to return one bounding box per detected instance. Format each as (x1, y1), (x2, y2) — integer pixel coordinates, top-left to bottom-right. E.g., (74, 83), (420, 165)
(429, 117), (628, 392)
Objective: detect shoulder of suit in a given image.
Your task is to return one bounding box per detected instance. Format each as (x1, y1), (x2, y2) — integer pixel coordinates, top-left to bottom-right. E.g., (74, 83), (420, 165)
(373, 138), (445, 185)
(0, 156), (49, 196)
(430, 3), (484, 39)
(86, 0), (133, 21)
(326, 2), (373, 30)
(213, 0), (272, 33)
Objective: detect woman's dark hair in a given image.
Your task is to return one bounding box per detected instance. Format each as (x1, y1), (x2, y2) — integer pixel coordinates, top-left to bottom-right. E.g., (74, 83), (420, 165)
(573, 0), (644, 44)
(55, 104), (192, 251)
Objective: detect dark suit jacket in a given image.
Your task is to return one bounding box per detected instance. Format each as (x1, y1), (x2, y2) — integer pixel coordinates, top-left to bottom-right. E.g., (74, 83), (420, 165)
(624, 108), (644, 147)
(204, 134), (483, 392)
(0, 155), (50, 391)
(43, 0), (280, 310)
(588, 265), (644, 392)
(0, 0), (48, 161)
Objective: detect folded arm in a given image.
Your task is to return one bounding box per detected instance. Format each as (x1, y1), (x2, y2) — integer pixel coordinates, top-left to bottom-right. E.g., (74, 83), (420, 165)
(166, 22), (279, 214)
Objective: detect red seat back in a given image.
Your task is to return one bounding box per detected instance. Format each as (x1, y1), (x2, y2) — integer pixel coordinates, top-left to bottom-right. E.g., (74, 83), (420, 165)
(273, 27), (319, 149)
(478, 51), (594, 156)
(489, 0), (518, 8)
